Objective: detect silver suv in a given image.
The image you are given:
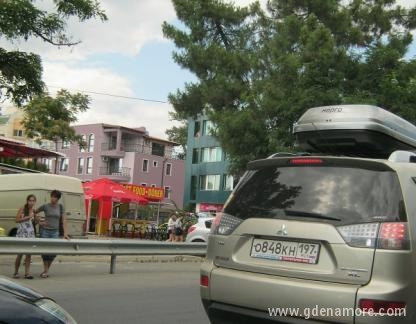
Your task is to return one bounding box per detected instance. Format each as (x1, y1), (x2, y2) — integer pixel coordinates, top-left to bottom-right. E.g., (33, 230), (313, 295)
(201, 152), (415, 323)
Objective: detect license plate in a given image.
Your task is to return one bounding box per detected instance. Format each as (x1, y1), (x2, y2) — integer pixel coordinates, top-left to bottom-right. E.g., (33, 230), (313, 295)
(250, 238), (320, 264)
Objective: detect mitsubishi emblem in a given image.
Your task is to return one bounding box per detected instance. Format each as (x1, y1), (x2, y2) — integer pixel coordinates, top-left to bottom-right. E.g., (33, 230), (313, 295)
(276, 224), (288, 236)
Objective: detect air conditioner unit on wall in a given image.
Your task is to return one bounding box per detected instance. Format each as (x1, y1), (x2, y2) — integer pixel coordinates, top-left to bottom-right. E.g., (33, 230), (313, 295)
(102, 156), (109, 162)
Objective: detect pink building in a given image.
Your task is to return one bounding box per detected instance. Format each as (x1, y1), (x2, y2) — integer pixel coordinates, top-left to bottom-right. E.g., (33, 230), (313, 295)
(53, 124), (184, 209)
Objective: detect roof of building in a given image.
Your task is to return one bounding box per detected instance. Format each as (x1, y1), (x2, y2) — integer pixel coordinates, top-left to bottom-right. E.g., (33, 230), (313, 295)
(74, 123), (180, 146)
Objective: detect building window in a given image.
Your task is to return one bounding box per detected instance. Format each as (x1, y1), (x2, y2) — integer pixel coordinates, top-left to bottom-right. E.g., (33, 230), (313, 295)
(194, 121), (201, 137)
(151, 143), (165, 156)
(142, 159), (149, 172)
(190, 176), (197, 200)
(201, 147), (222, 162)
(153, 161), (158, 167)
(165, 163), (172, 176)
(141, 183), (147, 186)
(61, 140), (70, 149)
(223, 174), (234, 191)
(44, 159), (53, 172)
(79, 134), (86, 152)
(13, 129), (23, 137)
(88, 134), (95, 152)
(86, 157), (93, 174)
(192, 149), (199, 164)
(151, 184), (156, 188)
(77, 158), (84, 174)
(59, 158), (69, 172)
(199, 175), (220, 191)
(202, 120), (214, 136)
(164, 186), (171, 199)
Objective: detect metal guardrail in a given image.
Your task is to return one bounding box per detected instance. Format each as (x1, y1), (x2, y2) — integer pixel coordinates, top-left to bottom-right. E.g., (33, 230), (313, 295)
(0, 237), (207, 274)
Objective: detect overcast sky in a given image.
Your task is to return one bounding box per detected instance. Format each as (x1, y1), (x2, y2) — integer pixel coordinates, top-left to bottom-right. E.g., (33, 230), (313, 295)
(1, 0), (415, 139)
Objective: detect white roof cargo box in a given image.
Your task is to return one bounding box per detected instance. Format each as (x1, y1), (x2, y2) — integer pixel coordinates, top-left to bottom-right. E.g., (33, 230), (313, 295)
(293, 105), (416, 158)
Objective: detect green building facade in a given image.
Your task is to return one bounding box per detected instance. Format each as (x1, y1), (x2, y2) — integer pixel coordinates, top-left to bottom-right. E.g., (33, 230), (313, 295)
(183, 115), (234, 213)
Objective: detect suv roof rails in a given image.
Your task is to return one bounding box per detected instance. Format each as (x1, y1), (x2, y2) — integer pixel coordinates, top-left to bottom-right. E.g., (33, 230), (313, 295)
(388, 150), (416, 163)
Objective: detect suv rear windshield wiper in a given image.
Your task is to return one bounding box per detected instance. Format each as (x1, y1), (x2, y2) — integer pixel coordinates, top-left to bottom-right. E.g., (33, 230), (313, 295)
(284, 209), (341, 221)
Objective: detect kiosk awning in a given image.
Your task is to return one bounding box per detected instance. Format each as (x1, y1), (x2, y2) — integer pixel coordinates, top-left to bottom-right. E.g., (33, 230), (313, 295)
(0, 137), (61, 158)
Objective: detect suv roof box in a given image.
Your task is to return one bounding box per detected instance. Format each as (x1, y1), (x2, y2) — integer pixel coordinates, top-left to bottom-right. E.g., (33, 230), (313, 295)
(293, 105), (416, 158)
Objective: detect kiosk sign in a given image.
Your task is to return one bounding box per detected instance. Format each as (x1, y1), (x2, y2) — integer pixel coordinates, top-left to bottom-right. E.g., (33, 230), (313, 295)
(123, 184), (164, 201)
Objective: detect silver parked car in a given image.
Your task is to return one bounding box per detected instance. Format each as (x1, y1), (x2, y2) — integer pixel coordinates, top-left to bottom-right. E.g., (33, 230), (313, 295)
(201, 152), (415, 323)
(201, 105), (416, 323)
(186, 217), (214, 242)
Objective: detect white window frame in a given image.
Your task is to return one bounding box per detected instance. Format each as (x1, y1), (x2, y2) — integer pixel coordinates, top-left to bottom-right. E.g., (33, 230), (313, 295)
(223, 174), (234, 191)
(59, 158), (69, 172)
(86, 157), (93, 174)
(77, 158), (84, 174)
(201, 147), (222, 162)
(200, 175), (220, 191)
(88, 134), (95, 152)
(202, 120), (215, 136)
(165, 163), (172, 176)
(142, 159), (149, 172)
(79, 134), (87, 152)
(61, 140), (70, 149)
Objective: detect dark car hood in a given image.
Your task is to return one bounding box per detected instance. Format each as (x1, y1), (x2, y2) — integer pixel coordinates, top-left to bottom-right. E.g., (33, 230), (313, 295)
(0, 276), (44, 301)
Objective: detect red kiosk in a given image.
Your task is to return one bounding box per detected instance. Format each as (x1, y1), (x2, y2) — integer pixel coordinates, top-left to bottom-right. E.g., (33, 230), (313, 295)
(83, 178), (149, 235)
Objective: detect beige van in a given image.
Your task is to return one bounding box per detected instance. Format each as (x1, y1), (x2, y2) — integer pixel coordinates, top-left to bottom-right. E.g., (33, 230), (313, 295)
(0, 173), (86, 237)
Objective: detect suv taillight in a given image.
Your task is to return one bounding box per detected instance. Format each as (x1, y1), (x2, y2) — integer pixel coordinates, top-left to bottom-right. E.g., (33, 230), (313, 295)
(211, 212), (242, 235)
(187, 226), (196, 234)
(378, 222), (409, 250)
(337, 223), (379, 248)
(337, 222), (409, 250)
(359, 299), (406, 314)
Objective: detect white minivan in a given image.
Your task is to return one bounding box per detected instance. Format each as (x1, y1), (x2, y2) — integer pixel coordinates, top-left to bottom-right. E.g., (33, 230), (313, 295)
(0, 173), (86, 237)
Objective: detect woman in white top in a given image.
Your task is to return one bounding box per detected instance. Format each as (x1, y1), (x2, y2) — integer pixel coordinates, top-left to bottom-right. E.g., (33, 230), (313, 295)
(166, 213), (177, 242)
(14, 194), (37, 279)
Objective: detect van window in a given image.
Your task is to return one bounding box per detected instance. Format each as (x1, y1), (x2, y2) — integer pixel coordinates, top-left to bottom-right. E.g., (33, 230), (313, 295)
(224, 166), (406, 226)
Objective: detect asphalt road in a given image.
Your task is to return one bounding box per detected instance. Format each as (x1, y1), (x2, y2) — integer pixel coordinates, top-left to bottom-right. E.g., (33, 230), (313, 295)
(0, 255), (210, 324)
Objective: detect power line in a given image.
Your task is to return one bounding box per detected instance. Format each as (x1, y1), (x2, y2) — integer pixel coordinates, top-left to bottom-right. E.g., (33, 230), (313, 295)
(46, 85), (168, 104)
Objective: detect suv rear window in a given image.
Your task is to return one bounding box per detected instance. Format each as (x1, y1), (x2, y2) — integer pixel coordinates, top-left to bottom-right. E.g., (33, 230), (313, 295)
(224, 165), (406, 225)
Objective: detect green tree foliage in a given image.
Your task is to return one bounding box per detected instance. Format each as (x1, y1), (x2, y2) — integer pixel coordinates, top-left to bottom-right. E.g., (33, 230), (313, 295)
(22, 89), (89, 147)
(164, 0), (416, 174)
(0, 0), (107, 106)
(165, 111), (188, 159)
(1, 158), (50, 172)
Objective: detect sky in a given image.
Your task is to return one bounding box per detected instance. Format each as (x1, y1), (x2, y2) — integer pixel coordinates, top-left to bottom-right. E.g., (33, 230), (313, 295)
(2, 0), (262, 140)
(1, 0), (416, 140)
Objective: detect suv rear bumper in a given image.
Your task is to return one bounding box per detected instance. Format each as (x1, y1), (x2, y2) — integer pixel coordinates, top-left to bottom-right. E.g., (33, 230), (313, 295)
(202, 300), (329, 324)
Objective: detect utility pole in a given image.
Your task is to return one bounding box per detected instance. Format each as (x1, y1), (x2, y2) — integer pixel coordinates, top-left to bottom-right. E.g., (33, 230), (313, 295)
(156, 158), (167, 226)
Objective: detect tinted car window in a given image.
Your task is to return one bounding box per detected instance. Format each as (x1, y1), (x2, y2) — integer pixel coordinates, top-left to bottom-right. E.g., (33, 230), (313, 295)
(224, 166), (406, 225)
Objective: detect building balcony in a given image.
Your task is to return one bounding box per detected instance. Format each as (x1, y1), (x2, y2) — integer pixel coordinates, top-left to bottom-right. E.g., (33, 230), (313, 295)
(99, 167), (131, 182)
(101, 142), (182, 159)
(100, 143), (125, 157)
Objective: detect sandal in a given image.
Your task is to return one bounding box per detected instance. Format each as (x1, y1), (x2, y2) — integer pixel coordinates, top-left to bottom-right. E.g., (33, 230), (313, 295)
(13, 273), (20, 279)
(24, 274), (34, 279)
(40, 272), (49, 278)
